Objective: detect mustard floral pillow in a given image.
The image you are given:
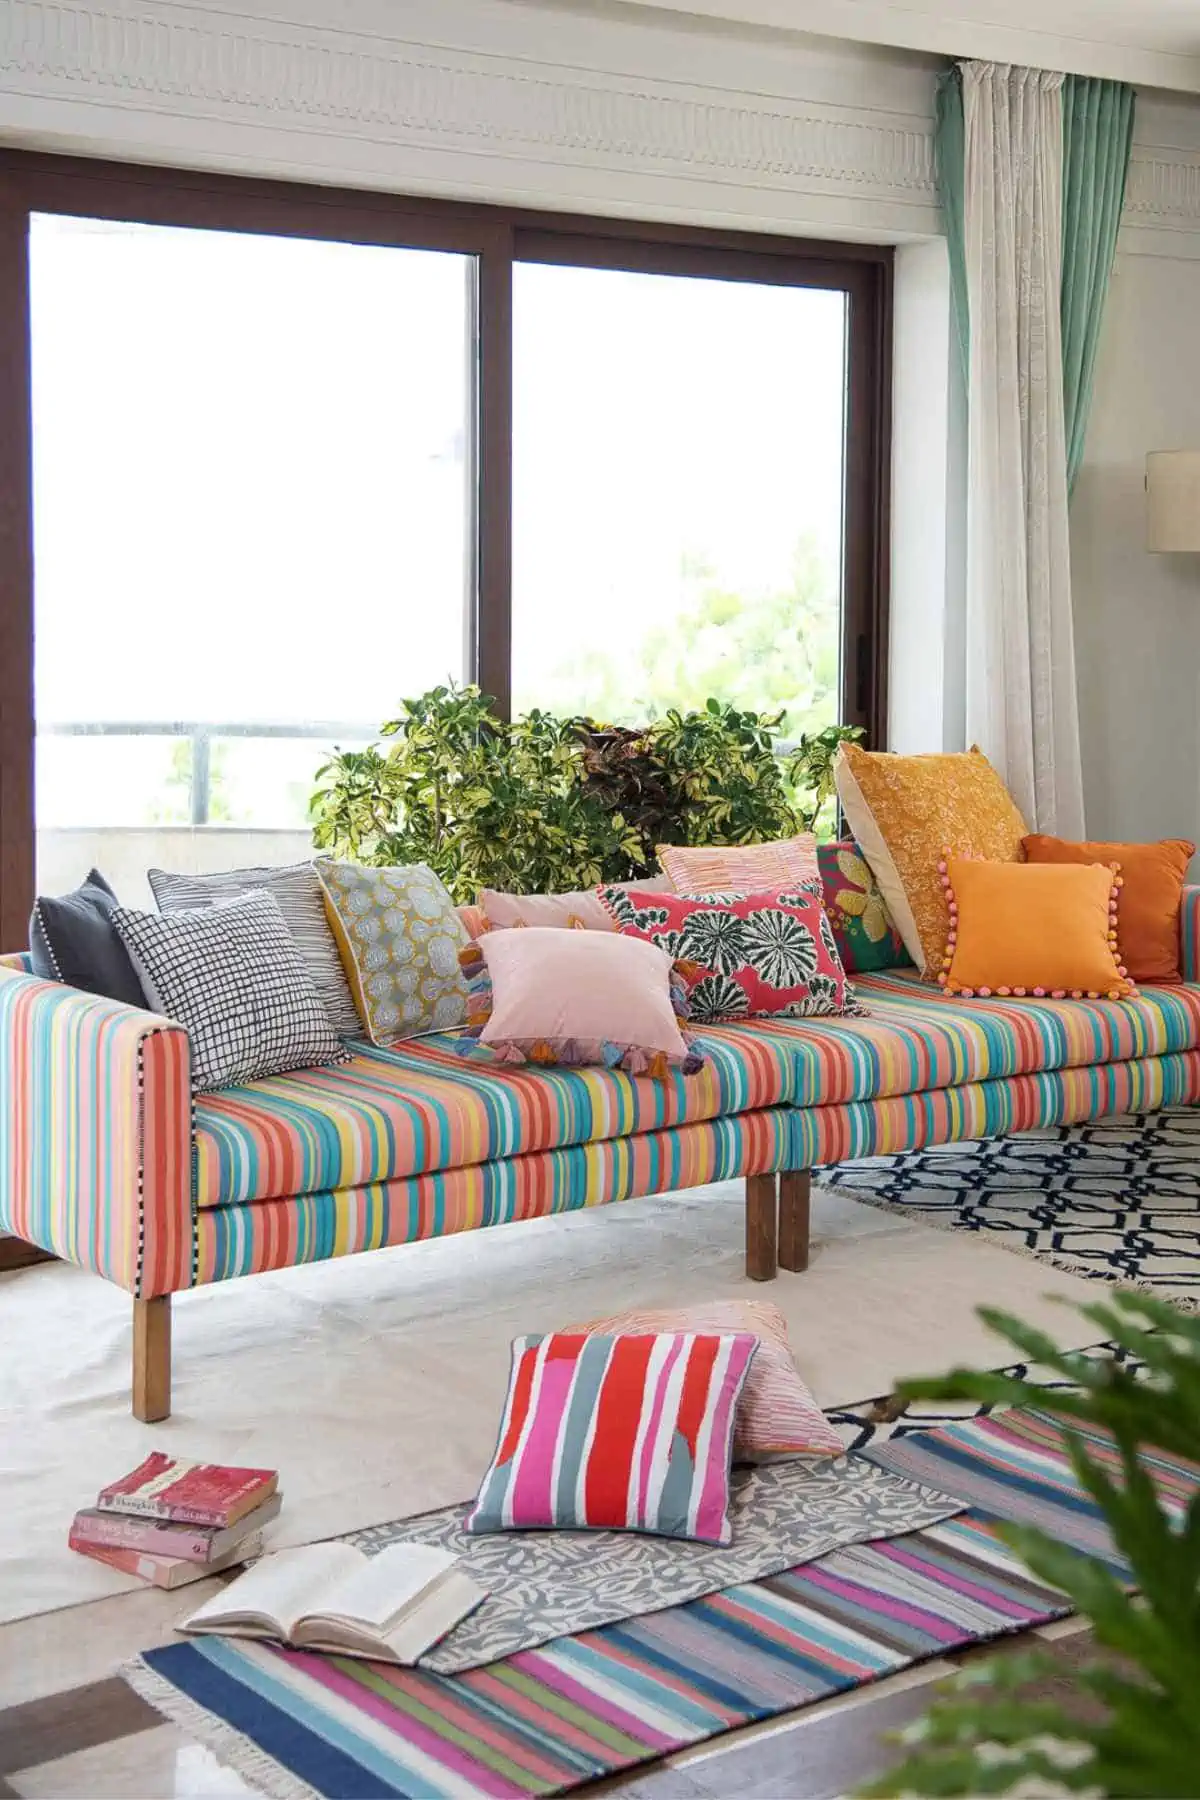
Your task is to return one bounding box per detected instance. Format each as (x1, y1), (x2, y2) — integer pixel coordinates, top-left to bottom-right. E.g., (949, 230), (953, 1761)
(314, 859), (468, 1044)
(835, 744), (1028, 979)
(816, 841), (910, 974)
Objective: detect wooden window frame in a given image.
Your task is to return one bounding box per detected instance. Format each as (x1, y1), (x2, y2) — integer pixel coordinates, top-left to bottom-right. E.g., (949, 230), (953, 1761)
(0, 150), (892, 951)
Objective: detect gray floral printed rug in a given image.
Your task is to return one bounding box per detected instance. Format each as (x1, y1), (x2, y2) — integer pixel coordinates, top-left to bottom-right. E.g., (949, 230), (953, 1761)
(349, 1454), (963, 1672)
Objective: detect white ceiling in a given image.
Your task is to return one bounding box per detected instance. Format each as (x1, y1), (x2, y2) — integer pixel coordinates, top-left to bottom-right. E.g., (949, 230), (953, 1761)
(604, 0), (1200, 93)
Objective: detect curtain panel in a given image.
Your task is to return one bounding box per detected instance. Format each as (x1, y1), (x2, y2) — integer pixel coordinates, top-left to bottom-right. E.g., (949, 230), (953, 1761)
(933, 61), (1134, 833)
(1061, 77), (1135, 489)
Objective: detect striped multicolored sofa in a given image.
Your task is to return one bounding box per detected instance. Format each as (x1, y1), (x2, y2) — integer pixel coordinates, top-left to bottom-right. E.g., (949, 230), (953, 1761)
(5, 887), (1200, 1421)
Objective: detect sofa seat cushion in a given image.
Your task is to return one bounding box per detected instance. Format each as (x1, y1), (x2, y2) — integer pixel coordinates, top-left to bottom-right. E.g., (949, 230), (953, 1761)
(192, 973), (1200, 1208)
(193, 1025), (799, 1208)
(757, 972), (1200, 1108)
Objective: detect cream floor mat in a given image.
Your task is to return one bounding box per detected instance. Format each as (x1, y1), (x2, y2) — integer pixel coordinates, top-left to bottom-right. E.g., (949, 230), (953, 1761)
(0, 1183), (1107, 1623)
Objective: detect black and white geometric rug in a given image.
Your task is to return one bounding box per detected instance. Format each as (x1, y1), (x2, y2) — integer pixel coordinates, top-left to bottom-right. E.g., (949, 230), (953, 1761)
(825, 1339), (1147, 1455)
(822, 1107), (1200, 1300)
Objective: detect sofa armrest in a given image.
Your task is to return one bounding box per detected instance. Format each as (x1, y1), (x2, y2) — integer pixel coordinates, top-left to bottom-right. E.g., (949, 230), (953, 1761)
(1183, 887), (1200, 985)
(0, 967), (194, 1296)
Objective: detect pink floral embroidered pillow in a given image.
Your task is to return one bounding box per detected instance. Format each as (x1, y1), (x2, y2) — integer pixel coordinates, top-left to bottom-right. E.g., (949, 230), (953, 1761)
(573, 1299), (842, 1464)
(598, 887), (865, 1024)
(458, 926), (704, 1075)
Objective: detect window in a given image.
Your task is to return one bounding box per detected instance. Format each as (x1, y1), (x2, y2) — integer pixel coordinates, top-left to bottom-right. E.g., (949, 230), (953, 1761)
(30, 216), (473, 842)
(0, 155), (889, 947)
(512, 262), (847, 739)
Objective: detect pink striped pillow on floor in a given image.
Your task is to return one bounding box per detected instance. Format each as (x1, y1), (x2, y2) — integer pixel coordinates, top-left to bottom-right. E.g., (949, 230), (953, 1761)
(466, 1330), (758, 1544)
(657, 834), (820, 897)
(575, 1300), (842, 1464)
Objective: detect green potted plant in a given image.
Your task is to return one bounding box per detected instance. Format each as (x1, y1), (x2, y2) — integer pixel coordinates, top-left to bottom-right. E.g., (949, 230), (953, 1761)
(785, 722), (864, 836)
(310, 684), (835, 901)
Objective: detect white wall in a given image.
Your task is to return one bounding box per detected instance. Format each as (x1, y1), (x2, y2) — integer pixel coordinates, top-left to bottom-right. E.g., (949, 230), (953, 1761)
(1070, 90), (1200, 848)
(1071, 252), (1200, 849)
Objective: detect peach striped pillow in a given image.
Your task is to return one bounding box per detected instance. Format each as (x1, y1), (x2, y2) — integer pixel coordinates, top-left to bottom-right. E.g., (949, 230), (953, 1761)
(658, 834), (820, 898)
(572, 1298), (841, 1464)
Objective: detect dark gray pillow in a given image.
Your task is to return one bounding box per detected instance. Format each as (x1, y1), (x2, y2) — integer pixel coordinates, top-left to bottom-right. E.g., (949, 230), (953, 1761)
(29, 869), (148, 1008)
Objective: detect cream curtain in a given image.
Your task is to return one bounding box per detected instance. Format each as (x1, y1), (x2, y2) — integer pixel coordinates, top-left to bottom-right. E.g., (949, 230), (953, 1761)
(961, 63), (1085, 836)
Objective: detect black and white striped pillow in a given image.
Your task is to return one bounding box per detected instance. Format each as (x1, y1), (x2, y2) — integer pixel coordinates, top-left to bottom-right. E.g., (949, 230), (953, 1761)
(148, 861), (361, 1038)
(113, 890), (351, 1093)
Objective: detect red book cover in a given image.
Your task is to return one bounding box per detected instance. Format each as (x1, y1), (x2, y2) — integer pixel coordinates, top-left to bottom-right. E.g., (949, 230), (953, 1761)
(72, 1533), (264, 1590)
(96, 1452), (278, 1528)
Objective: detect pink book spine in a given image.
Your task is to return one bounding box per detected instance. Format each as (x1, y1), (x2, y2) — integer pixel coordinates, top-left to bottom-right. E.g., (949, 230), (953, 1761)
(69, 1511), (212, 1561)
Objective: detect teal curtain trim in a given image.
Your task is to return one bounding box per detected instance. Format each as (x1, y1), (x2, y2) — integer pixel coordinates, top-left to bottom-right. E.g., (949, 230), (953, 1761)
(934, 66), (969, 384)
(1061, 75), (1135, 490)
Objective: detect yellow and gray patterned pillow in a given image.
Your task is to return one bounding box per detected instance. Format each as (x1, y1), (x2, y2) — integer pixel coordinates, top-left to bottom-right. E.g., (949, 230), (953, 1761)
(314, 859), (468, 1044)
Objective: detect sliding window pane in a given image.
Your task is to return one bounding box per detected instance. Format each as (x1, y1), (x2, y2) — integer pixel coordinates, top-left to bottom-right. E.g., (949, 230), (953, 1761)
(511, 263), (847, 734)
(30, 215), (472, 859)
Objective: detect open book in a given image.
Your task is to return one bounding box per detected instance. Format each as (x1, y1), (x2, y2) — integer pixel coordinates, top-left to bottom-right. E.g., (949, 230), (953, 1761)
(181, 1542), (484, 1664)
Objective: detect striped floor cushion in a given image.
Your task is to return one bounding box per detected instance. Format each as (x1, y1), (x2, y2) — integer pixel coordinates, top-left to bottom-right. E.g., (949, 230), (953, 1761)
(193, 977), (1200, 1208)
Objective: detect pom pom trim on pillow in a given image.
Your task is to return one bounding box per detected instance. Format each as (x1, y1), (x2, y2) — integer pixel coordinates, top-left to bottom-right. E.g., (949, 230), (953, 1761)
(936, 848), (1136, 1002)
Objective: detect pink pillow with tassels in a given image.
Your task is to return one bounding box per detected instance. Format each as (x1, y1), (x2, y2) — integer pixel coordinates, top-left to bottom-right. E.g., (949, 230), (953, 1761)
(457, 927), (703, 1076)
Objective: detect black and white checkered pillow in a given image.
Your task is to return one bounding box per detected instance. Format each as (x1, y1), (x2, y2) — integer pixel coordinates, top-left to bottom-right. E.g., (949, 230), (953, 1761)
(147, 861), (361, 1038)
(112, 890), (351, 1094)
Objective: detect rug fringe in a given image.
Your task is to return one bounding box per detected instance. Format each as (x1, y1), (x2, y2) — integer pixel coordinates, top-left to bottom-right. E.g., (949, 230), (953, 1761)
(822, 1184), (1200, 1315)
(123, 1656), (319, 1800)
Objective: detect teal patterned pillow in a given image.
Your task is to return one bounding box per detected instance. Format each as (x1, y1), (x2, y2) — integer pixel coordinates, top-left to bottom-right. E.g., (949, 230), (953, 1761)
(816, 841), (911, 975)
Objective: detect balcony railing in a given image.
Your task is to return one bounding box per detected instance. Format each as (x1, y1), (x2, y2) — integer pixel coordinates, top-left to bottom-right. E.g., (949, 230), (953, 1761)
(40, 717), (805, 831)
(38, 720), (377, 827)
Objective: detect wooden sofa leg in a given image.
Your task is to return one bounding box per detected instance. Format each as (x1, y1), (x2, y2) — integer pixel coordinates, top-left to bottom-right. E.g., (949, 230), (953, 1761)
(132, 1295), (172, 1423)
(745, 1174), (777, 1282)
(779, 1169), (811, 1273)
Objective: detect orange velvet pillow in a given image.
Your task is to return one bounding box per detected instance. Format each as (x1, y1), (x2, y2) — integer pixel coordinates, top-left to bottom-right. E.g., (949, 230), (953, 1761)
(937, 855), (1135, 1001)
(1022, 835), (1195, 985)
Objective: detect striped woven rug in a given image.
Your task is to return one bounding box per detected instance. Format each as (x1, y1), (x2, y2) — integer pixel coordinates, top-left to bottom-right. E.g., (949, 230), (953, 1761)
(864, 1405), (1199, 1570)
(128, 1514), (1066, 1800)
(127, 1407), (1200, 1798)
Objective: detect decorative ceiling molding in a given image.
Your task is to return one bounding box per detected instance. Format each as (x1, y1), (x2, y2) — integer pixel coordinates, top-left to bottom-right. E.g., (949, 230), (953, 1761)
(0, 0), (1196, 251)
(0, 0), (940, 228)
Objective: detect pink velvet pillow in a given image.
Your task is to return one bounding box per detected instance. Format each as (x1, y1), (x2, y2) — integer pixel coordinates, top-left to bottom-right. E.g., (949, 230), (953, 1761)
(479, 877), (666, 934)
(458, 927), (703, 1075)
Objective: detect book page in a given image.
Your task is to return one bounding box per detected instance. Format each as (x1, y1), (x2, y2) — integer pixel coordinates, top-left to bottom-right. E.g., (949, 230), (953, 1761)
(301, 1543), (459, 1634)
(184, 1543), (365, 1640)
(383, 1569), (486, 1664)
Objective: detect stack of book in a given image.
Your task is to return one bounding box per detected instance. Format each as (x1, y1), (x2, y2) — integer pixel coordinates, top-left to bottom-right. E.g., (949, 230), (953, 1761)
(70, 1452), (281, 1590)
